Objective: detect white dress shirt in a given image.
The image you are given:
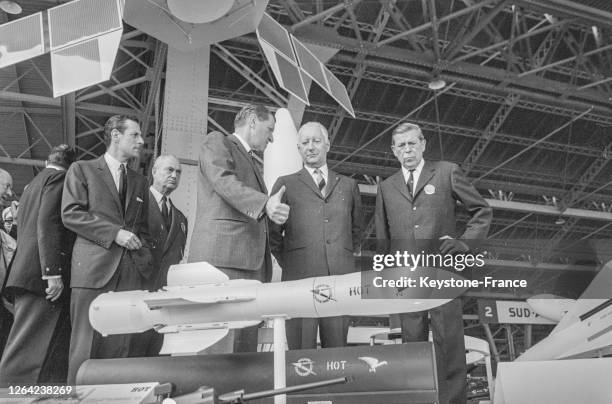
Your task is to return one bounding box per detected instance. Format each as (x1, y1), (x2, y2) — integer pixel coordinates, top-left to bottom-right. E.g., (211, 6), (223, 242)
(150, 186), (171, 213)
(234, 133), (251, 153)
(104, 153), (126, 192)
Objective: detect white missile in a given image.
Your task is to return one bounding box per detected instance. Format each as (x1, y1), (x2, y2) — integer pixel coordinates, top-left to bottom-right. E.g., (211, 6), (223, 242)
(526, 294), (576, 323)
(518, 262), (612, 361)
(89, 262), (467, 354)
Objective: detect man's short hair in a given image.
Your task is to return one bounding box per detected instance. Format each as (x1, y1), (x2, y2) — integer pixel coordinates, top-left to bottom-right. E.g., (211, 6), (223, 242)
(298, 122), (329, 143)
(234, 104), (271, 131)
(391, 122), (424, 145)
(152, 154), (180, 172)
(48, 144), (76, 169)
(103, 115), (139, 146)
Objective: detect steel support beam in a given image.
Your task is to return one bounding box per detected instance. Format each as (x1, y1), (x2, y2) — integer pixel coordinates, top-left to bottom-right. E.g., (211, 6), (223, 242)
(61, 93), (76, 147)
(463, 93), (519, 174)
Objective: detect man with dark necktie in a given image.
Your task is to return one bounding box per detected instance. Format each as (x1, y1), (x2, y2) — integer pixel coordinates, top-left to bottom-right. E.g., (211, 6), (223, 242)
(375, 122), (492, 404)
(131, 154), (187, 357)
(62, 115), (152, 383)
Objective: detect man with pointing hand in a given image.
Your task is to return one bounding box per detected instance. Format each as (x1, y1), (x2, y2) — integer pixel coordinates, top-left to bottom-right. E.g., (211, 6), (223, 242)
(191, 104), (289, 353)
(62, 115), (152, 383)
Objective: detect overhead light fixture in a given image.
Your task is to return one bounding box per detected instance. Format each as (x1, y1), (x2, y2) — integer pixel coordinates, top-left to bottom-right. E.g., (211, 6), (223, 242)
(428, 76), (446, 90)
(0, 0), (22, 14)
(555, 217), (566, 225)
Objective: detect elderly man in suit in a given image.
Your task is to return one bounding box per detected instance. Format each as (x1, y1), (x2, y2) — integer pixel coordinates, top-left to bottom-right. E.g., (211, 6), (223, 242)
(270, 122), (364, 349)
(375, 122), (491, 404)
(0, 145), (76, 385)
(131, 154), (188, 357)
(62, 115), (152, 383)
(190, 103), (289, 353)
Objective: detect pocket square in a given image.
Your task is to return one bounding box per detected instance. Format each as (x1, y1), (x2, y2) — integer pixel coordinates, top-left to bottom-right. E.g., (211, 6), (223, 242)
(136, 196), (143, 202)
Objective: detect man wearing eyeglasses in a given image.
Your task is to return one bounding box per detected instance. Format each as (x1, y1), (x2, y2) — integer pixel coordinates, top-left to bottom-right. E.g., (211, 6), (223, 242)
(375, 122), (492, 404)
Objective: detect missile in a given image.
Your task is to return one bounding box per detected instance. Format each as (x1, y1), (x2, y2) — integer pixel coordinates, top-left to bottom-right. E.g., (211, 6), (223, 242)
(89, 262), (467, 354)
(526, 294), (576, 323)
(517, 262), (612, 361)
(517, 299), (612, 361)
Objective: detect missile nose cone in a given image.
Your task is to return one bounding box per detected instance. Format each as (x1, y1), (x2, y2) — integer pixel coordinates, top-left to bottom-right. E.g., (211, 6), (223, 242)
(89, 290), (153, 335)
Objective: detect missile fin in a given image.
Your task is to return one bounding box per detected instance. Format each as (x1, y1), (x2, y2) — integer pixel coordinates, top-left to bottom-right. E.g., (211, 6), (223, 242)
(160, 328), (228, 355)
(166, 262), (230, 286)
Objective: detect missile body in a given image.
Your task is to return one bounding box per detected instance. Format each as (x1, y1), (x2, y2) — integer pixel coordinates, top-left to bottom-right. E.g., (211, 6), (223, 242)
(89, 262), (466, 353)
(518, 299), (612, 361)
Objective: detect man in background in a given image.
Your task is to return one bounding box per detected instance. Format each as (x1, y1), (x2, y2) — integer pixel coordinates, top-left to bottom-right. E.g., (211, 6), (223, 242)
(190, 104), (289, 353)
(0, 145), (76, 385)
(132, 154), (187, 357)
(0, 168), (14, 359)
(62, 115), (152, 383)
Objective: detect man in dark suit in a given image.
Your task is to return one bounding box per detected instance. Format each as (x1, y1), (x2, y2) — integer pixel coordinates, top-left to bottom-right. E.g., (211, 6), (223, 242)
(62, 115), (152, 384)
(375, 122), (492, 404)
(190, 104), (289, 353)
(132, 154), (187, 357)
(270, 122), (364, 350)
(0, 145), (75, 385)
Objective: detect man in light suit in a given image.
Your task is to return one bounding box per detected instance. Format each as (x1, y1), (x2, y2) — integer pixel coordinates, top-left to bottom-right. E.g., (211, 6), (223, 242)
(270, 122), (364, 349)
(132, 154), (187, 357)
(0, 145), (75, 385)
(375, 122), (492, 404)
(190, 104), (289, 353)
(62, 115), (152, 383)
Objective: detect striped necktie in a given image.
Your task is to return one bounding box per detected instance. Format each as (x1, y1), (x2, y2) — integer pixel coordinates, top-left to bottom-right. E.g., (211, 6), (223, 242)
(314, 168), (326, 196)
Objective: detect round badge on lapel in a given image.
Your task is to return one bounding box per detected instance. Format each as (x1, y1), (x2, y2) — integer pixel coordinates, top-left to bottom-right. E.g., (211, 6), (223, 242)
(424, 184), (436, 195)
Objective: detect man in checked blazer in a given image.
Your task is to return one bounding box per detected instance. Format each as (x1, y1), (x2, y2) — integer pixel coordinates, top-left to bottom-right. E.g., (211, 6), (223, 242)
(190, 104), (289, 353)
(62, 115), (152, 383)
(270, 122), (364, 350)
(375, 122), (492, 404)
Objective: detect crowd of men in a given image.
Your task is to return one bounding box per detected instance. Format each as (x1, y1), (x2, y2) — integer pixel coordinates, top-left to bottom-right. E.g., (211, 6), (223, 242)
(0, 104), (491, 404)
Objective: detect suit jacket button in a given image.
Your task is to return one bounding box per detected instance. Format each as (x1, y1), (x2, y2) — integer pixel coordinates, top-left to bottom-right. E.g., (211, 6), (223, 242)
(326, 240), (331, 244)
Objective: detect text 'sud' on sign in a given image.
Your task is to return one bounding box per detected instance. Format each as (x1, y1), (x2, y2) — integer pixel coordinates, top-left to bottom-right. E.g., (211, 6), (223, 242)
(478, 299), (555, 324)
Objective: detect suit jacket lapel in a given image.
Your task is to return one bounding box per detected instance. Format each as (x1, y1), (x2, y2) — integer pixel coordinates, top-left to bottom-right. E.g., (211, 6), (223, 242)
(414, 161), (436, 199)
(297, 168), (323, 199)
(324, 170), (340, 200)
(125, 167), (138, 213)
(163, 203), (181, 255)
(96, 156), (123, 215)
(229, 134), (268, 194)
(390, 170), (412, 202)
(149, 190), (166, 235)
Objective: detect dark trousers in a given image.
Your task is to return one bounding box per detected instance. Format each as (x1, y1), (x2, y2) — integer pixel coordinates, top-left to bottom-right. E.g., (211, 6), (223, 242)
(0, 291), (70, 386)
(0, 303), (12, 360)
(130, 329), (164, 358)
(400, 299), (466, 404)
(207, 254), (271, 354)
(286, 317), (350, 350)
(67, 256), (143, 384)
